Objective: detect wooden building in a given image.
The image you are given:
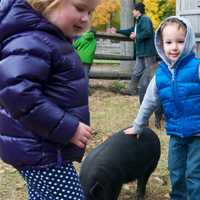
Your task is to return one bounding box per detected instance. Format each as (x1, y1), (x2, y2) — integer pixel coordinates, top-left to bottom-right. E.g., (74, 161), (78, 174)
(176, 0), (200, 56)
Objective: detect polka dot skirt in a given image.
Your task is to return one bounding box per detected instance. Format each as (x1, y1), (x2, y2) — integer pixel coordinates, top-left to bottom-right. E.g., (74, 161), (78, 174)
(19, 162), (85, 200)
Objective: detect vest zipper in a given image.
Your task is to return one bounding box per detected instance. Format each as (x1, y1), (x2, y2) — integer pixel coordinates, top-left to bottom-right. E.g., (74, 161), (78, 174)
(171, 69), (178, 112)
(172, 69), (180, 118)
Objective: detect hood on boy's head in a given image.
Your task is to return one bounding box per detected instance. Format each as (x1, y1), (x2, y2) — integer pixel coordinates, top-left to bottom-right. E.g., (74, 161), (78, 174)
(154, 16), (196, 66)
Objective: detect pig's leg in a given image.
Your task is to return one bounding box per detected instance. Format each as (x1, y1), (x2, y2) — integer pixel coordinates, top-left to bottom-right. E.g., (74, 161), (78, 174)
(89, 181), (122, 200)
(136, 174), (149, 200)
(104, 182), (122, 200)
(136, 159), (158, 200)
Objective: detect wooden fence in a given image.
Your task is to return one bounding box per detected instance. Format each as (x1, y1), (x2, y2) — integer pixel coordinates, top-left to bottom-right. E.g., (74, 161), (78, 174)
(95, 32), (134, 61)
(90, 32), (200, 79)
(90, 32), (134, 79)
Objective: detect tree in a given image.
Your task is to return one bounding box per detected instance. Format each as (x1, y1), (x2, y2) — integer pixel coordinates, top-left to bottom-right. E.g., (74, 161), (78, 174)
(92, 0), (176, 30)
(91, 0), (120, 30)
(142, 0), (160, 28)
(140, 0), (176, 29)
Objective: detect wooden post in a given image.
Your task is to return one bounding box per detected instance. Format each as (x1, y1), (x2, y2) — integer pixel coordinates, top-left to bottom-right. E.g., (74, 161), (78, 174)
(119, 0), (135, 77)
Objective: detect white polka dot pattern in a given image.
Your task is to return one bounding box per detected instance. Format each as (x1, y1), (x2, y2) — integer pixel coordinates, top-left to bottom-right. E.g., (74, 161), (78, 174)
(20, 163), (85, 200)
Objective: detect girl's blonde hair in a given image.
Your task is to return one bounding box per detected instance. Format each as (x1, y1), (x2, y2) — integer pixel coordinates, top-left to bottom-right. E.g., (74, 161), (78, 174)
(26, 0), (62, 16)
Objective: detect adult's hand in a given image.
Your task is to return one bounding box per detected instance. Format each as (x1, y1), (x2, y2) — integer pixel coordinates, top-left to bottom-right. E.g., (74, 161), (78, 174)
(107, 27), (117, 33)
(130, 32), (136, 40)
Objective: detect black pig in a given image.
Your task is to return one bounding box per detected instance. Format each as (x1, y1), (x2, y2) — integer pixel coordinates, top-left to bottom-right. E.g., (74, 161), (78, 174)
(80, 128), (161, 200)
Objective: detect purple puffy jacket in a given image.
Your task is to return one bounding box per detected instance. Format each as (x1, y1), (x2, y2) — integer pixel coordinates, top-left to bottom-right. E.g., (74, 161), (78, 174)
(0, 0), (89, 169)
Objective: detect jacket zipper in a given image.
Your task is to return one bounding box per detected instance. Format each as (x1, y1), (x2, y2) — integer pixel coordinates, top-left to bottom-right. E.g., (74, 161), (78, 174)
(57, 148), (63, 166)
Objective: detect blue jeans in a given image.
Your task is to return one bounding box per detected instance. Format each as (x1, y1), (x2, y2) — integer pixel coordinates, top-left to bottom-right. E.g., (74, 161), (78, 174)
(168, 135), (200, 200)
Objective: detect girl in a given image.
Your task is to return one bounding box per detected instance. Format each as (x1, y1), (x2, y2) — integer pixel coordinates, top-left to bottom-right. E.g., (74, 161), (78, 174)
(0, 0), (99, 199)
(125, 16), (200, 200)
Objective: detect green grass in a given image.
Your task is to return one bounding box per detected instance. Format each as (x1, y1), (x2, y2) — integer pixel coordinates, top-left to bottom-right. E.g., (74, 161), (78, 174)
(0, 168), (26, 200)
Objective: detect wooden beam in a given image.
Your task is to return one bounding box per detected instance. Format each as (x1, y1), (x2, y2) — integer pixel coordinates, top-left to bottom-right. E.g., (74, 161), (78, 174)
(95, 32), (132, 42)
(95, 54), (134, 60)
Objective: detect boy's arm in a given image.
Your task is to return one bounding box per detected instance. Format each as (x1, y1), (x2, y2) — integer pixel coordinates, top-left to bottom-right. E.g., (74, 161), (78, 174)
(132, 76), (160, 134)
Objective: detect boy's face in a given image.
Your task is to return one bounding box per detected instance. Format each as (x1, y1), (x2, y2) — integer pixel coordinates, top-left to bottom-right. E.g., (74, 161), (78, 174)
(162, 24), (186, 63)
(47, 0), (99, 38)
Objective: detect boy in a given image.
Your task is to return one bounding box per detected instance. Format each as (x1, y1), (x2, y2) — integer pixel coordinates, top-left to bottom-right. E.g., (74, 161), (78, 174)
(125, 16), (200, 200)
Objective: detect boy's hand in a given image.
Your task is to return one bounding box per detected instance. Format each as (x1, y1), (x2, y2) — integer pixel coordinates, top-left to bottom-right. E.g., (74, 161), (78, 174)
(124, 127), (140, 139)
(70, 122), (92, 148)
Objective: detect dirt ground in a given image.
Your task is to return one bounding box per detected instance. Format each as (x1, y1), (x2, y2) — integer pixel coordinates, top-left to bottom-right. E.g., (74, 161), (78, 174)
(0, 79), (170, 200)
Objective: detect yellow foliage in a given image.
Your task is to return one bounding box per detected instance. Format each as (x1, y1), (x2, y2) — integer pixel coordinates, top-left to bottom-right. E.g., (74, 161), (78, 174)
(143, 0), (176, 29)
(143, 0), (160, 28)
(91, 0), (120, 26)
(168, 0), (176, 5)
(91, 0), (176, 29)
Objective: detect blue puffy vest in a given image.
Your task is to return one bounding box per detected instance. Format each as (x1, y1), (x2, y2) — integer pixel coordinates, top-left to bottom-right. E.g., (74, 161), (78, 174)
(156, 53), (200, 137)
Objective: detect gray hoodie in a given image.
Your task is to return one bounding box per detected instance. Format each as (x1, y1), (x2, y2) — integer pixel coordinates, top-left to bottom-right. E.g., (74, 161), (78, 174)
(132, 16), (197, 134)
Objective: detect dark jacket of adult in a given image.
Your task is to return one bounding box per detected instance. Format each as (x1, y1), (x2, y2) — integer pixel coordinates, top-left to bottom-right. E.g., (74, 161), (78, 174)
(117, 15), (157, 58)
(0, 0), (89, 169)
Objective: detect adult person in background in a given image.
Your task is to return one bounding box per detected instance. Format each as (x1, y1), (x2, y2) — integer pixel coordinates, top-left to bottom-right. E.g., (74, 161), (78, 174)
(109, 2), (157, 95)
(73, 29), (97, 84)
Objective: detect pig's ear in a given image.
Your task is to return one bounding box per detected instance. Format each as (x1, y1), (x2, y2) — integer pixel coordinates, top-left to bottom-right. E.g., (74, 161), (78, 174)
(89, 181), (104, 199)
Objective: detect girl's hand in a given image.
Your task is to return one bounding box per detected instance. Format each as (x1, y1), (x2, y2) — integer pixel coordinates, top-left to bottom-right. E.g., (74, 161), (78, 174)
(70, 122), (92, 148)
